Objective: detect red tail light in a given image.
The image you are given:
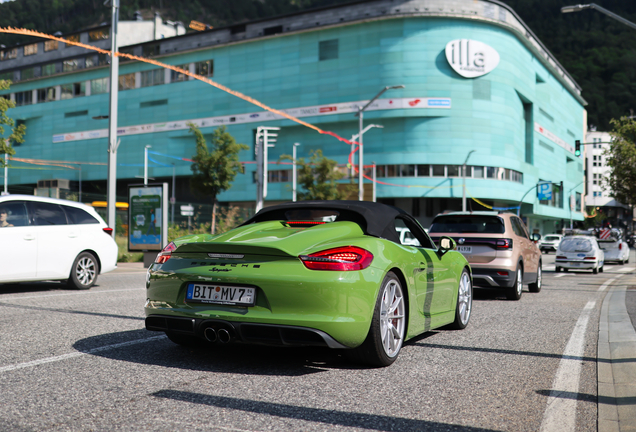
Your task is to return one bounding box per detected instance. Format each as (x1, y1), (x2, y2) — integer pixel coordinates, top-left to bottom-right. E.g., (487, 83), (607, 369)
(155, 242), (176, 264)
(557, 256), (567, 260)
(299, 246), (373, 271)
(496, 239), (513, 249)
(619, 243), (623, 250)
(584, 256), (596, 260)
(103, 227), (113, 236)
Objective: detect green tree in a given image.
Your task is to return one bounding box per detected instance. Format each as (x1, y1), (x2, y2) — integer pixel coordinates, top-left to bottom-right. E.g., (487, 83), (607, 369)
(188, 123), (248, 234)
(282, 149), (351, 200)
(0, 80), (26, 168)
(603, 117), (636, 207)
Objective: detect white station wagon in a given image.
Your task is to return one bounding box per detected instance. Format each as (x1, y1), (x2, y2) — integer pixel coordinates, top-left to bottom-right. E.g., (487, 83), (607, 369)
(0, 195), (118, 289)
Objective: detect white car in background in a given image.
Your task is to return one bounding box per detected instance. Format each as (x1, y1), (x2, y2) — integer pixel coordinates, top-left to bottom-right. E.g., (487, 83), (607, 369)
(598, 229), (630, 264)
(538, 234), (562, 254)
(0, 195), (118, 289)
(396, 227), (421, 246)
(555, 235), (604, 274)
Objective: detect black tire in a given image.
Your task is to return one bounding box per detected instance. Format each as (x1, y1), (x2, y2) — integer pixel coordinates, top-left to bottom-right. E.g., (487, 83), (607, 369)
(593, 266), (598, 274)
(620, 260), (625, 266)
(67, 252), (98, 290)
(563, 268), (569, 272)
(448, 269), (472, 330)
(347, 271), (406, 367)
(166, 332), (199, 347)
(506, 264), (523, 300)
(529, 262), (542, 293)
(600, 266), (604, 273)
(556, 266), (561, 273)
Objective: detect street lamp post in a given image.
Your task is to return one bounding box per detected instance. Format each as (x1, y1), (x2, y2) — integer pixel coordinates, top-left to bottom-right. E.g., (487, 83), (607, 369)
(144, 145), (152, 185)
(349, 124), (383, 179)
(106, 0), (120, 235)
(292, 142), (300, 202)
(462, 150), (476, 212)
(562, 4), (636, 30)
(356, 85), (404, 201)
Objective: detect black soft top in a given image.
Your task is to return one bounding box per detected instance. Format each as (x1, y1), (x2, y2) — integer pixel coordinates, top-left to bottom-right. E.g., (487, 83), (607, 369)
(240, 200), (427, 245)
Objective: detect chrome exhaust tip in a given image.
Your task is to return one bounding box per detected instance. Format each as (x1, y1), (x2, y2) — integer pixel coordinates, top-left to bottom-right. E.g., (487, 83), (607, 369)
(204, 327), (218, 343)
(218, 328), (231, 343)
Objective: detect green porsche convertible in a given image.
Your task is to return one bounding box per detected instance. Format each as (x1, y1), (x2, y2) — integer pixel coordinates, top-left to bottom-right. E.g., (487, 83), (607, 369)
(145, 201), (472, 366)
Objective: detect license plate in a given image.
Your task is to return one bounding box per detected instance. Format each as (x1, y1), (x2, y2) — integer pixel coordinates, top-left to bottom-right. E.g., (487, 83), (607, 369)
(570, 262), (581, 267)
(186, 283), (256, 306)
(457, 246), (472, 254)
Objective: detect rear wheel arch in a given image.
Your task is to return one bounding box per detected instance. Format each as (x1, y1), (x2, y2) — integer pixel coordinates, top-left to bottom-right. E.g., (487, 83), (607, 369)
(78, 249), (102, 274)
(387, 267), (409, 335)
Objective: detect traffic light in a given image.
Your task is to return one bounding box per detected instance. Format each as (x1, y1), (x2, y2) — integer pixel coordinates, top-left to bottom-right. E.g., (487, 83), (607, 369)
(575, 140), (581, 156)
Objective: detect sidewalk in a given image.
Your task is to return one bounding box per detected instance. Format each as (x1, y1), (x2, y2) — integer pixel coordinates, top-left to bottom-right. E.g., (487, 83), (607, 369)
(598, 271), (636, 432)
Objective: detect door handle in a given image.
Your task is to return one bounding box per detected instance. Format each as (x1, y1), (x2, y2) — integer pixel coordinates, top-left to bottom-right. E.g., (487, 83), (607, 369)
(23, 234), (35, 241)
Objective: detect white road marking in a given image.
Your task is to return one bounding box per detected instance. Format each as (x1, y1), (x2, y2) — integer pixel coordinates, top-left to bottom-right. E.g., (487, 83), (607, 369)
(0, 335), (165, 374)
(554, 274), (566, 278)
(0, 288), (143, 302)
(598, 277), (619, 292)
(540, 300), (597, 432)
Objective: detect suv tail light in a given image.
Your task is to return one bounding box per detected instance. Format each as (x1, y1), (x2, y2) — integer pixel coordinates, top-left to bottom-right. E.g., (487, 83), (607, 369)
(299, 246), (373, 271)
(155, 242), (177, 264)
(496, 238), (513, 249)
(103, 227), (113, 236)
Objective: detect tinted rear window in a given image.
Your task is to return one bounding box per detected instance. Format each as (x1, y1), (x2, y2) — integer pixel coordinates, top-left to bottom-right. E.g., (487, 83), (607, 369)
(429, 215), (505, 234)
(64, 206), (99, 224)
(31, 202), (67, 225)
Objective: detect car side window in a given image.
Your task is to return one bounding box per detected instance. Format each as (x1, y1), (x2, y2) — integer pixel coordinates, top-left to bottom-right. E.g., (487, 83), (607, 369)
(31, 202), (68, 225)
(0, 201), (29, 227)
(511, 217), (528, 239)
(63, 206), (99, 224)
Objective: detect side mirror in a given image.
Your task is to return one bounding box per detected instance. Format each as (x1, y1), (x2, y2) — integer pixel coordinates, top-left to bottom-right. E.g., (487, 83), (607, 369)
(531, 233), (541, 243)
(438, 236), (456, 255)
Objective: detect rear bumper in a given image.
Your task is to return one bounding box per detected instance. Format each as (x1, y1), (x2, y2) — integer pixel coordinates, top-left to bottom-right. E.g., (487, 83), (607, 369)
(146, 315), (349, 349)
(555, 259), (599, 269)
(540, 245), (557, 252)
(471, 268), (516, 288)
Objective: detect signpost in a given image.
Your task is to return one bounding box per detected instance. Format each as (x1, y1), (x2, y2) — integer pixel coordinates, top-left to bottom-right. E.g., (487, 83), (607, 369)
(537, 182), (553, 201)
(180, 204), (194, 233)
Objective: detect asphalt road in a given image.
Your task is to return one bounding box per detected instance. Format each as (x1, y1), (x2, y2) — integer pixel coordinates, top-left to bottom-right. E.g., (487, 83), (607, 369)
(1, 254), (634, 432)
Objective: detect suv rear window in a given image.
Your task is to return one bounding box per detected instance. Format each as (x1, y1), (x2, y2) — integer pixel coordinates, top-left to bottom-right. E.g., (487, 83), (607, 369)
(429, 215), (505, 234)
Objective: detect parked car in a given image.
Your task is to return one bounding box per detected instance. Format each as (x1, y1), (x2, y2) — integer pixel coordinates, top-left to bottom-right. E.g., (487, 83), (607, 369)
(0, 195), (118, 289)
(598, 229), (629, 264)
(555, 235), (604, 273)
(538, 234), (563, 254)
(428, 211), (541, 300)
(145, 200), (472, 367)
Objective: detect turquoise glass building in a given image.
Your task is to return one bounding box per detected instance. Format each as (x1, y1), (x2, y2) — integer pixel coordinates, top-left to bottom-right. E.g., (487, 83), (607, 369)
(0, 0), (587, 233)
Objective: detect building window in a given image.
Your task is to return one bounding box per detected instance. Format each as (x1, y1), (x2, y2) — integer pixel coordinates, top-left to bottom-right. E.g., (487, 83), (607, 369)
(170, 64), (190, 82)
(447, 165), (461, 177)
(42, 63), (57, 76)
(195, 60), (213, 77)
(65, 34), (80, 46)
(0, 71), (11, 81)
(15, 91), (33, 106)
(486, 167), (497, 178)
(142, 43), (160, 57)
(89, 29), (109, 41)
(417, 165), (430, 177)
(319, 39), (339, 61)
(141, 69), (164, 87)
(44, 40), (58, 52)
(91, 78), (108, 95)
(63, 58), (82, 72)
(20, 67), (36, 81)
(473, 166), (484, 178)
(61, 82), (86, 99)
(268, 170), (291, 183)
(0, 48), (18, 60)
(23, 43), (38, 56)
(432, 165), (445, 177)
(400, 165), (415, 177)
(37, 87), (56, 103)
(118, 73), (136, 90)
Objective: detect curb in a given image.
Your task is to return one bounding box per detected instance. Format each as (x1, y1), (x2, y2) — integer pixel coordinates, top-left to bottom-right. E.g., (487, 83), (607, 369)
(598, 276), (636, 432)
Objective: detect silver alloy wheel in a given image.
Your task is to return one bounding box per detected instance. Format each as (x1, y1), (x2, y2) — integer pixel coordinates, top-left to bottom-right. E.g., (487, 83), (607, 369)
(379, 278), (405, 358)
(457, 272), (472, 326)
(516, 268), (523, 296)
(75, 256), (96, 287)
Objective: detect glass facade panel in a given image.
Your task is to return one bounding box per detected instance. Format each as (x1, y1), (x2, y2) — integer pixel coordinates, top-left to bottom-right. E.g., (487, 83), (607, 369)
(195, 60), (213, 77)
(141, 69), (164, 87)
(91, 78), (108, 95)
(15, 91), (33, 106)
